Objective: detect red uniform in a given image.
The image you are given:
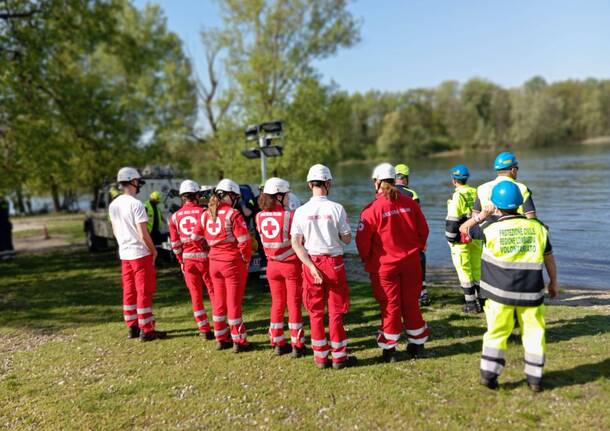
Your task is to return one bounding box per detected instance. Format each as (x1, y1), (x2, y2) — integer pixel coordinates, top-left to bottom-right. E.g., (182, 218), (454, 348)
(121, 255), (156, 332)
(255, 204), (304, 348)
(193, 203), (252, 345)
(356, 193), (430, 350)
(168, 202), (213, 334)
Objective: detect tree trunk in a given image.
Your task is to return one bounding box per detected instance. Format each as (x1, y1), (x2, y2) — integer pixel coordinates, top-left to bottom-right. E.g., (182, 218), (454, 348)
(50, 182), (61, 213)
(15, 189), (26, 214)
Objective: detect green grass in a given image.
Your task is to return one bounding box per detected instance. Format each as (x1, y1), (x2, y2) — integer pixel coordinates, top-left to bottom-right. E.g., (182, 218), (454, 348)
(0, 250), (608, 430)
(12, 213), (84, 243)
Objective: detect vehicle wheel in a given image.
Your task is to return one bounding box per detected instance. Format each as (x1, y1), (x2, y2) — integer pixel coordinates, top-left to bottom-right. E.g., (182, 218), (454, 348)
(86, 228), (108, 252)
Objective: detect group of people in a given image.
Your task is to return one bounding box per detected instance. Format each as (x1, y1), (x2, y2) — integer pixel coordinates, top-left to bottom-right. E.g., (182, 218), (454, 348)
(108, 151), (558, 390)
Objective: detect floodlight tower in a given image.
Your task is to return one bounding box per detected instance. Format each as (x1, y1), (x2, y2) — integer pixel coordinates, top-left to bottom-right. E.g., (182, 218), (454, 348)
(242, 120), (284, 183)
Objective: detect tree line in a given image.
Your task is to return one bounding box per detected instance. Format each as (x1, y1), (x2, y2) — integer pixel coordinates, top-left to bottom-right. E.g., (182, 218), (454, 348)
(2, 0), (609, 213)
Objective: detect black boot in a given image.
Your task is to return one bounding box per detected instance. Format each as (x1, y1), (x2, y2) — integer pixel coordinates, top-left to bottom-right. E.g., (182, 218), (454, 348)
(480, 376), (499, 390)
(215, 341), (233, 351)
(382, 348), (396, 363)
(128, 326), (140, 339)
(406, 343), (425, 359)
(463, 300), (481, 314)
(419, 290), (431, 306)
(332, 355), (358, 370)
(528, 381), (543, 393)
(200, 331), (215, 341)
(139, 329), (167, 342)
(292, 346), (307, 358)
(233, 342), (253, 353)
(274, 344), (292, 356)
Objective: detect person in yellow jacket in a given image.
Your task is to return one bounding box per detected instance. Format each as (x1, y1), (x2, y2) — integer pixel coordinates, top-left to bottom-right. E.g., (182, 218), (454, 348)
(444, 165), (483, 313)
(395, 163), (429, 306)
(460, 181), (557, 392)
(473, 152), (536, 219)
(145, 191), (164, 245)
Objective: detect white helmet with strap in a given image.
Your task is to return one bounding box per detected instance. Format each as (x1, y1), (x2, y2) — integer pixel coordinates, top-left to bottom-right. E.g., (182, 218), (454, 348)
(117, 167), (141, 183)
(306, 164), (332, 182)
(263, 177), (290, 194)
(216, 179), (241, 195)
(179, 180), (200, 195)
(372, 163), (396, 181)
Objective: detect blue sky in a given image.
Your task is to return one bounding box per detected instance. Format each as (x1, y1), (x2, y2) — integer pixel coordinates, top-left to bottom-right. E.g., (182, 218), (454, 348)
(133, 0), (610, 92)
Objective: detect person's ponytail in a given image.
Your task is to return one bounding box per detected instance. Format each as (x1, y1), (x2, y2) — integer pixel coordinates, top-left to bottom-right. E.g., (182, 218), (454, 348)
(208, 194), (220, 221)
(380, 180), (400, 201)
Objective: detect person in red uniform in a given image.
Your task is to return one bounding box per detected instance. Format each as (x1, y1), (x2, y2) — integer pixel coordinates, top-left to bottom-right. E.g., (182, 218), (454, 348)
(255, 177), (306, 357)
(192, 179), (253, 353)
(356, 163), (430, 362)
(168, 180), (215, 340)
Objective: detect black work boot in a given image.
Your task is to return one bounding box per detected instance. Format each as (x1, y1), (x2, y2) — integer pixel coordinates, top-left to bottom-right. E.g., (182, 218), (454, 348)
(480, 376), (499, 390)
(528, 380), (543, 393)
(128, 326), (140, 339)
(233, 342), (253, 353)
(332, 355), (357, 370)
(274, 344), (292, 356)
(406, 343), (425, 359)
(463, 300), (481, 314)
(139, 329), (167, 342)
(215, 341), (233, 351)
(292, 346), (307, 358)
(419, 290), (431, 306)
(200, 331), (215, 341)
(315, 360), (330, 369)
(382, 348), (397, 363)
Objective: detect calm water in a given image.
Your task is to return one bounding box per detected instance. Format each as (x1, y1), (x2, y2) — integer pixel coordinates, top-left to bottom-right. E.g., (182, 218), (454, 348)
(289, 144), (610, 289)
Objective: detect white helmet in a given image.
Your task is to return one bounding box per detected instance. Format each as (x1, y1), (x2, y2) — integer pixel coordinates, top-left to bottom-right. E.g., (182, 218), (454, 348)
(372, 163), (396, 181)
(216, 178), (241, 195)
(306, 164), (332, 182)
(179, 180), (200, 195)
(117, 167), (141, 183)
(263, 177), (290, 194)
(287, 192), (301, 211)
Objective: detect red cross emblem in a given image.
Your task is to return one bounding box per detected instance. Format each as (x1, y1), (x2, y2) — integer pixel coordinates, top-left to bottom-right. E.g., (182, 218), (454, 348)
(179, 216), (197, 235)
(206, 218), (222, 236)
(261, 217), (280, 240)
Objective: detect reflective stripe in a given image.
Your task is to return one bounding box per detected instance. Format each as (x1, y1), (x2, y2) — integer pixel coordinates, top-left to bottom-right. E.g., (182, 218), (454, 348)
(197, 320), (209, 328)
(445, 231), (458, 238)
(288, 322), (303, 330)
(313, 350), (329, 358)
(383, 332), (400, 341)
(406, 325), (427, 336)
(271, 335), (285, 343)
(333, 264), (344, 270)
(183, 252), (208, 259)
(261, 240), (291, 249)
(482, 250), (543, 270)
(332, 351), (347, 358)
(236, 235), (250, 243)
(214, 327), (229, 336)
(269, 322), (283, 329)
(123, 315), (138, 321)
(524, 352), (545, 365)
(482, 346), (505, 359)
(446, 215), (461, 222)
(137, 307), (152, 314)
(330, 340), (347, 349)
(231, 333), (247, 340)
(460, 280), (475, 288)
(480, 281), (545, 301)
(311, 338), (328, 347)
(213, 315), (226, 322)
(464, 294), (477, 302)
(228, 318), (242, 325)
(283, 211), (291, 243)
(123, 304), (137, 311)
(407, 336), (428, 345)
(270, 248), (296, 261)
(524, 363), (543, 378)
(173, 247), (183, 254)
(139, 316), (154, 325)
(480, 358), (504, 374)
(378, 342), (397, 350)
(194, 310), (207, 317)
(170, 240), (182, 247)
(291, 336), (305, 344)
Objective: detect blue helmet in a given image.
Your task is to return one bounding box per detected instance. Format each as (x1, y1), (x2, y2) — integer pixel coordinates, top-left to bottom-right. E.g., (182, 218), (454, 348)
(494, 152), (518, 170)
(450, 164), (470, 180)
(491, 181), (523, 210)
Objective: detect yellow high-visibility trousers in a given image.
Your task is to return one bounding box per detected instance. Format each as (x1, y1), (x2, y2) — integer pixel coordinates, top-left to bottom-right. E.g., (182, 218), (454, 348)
(480, 299), (546, 385)
(450, 240), (482, 301)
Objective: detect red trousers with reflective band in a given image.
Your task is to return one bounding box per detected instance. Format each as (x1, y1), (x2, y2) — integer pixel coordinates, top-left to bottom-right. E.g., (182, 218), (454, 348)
(303, 255), (349, 364)
(370, 254), (429, 349)
(209, 258), (248, 344)
(183, 259), (213, 333)
(267, 259), (304, 348)
(121, 254), (156, 333)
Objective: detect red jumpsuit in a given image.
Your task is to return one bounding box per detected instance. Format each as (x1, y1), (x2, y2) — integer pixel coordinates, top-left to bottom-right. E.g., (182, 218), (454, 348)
(356, 193), (430, 350)
(255, 204), (304, 349)
(168, 202), (213, 334)
(193, 203), (252, 345)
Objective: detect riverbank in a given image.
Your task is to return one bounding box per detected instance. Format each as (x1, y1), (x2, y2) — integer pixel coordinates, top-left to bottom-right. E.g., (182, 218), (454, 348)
(0, 248), (608, 429)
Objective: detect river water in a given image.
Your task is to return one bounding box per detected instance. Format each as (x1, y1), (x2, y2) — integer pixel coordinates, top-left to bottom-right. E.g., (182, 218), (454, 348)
(289, 144), (610, 290)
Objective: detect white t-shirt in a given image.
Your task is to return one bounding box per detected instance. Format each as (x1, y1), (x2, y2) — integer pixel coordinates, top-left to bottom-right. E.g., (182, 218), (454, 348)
(109, 194), (150, 260)
(291, 196), (351, 256)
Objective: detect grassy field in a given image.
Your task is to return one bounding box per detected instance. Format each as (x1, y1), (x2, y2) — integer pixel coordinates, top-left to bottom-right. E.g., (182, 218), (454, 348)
(0, 249), (608, 430)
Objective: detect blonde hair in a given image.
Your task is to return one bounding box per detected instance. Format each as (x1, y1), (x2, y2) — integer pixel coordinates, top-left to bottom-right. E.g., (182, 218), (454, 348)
(208, 194), (221, 221)
(379, 181), (400, 201)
